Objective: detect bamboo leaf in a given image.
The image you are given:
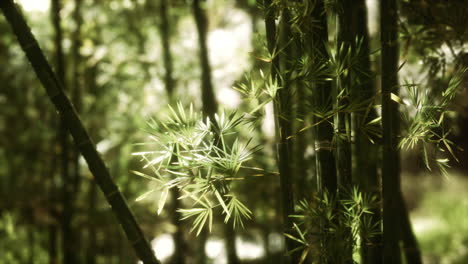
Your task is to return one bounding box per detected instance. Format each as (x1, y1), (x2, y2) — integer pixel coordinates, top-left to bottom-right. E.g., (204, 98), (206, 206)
(214, 188), (231, 218)
(135, 189), (156, 202)
(157, 188), (169, 215)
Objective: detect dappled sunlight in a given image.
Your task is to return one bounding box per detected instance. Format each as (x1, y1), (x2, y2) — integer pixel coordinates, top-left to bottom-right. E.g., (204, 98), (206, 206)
(17, 0), (50, 13)
(206, 237), (227, 263)
(152, 234), (175, 262)
(148, 234), (269, 263)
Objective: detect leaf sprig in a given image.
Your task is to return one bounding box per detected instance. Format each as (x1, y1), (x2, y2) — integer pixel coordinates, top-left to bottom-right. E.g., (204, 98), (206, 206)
(133, 102), (259, 235)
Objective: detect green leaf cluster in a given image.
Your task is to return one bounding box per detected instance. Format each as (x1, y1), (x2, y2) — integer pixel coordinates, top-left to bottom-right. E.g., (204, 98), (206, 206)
(133, 103), (258, 235)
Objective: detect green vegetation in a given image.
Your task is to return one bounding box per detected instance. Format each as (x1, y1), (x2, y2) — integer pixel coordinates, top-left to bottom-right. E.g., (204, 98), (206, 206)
(0, 0), (466, 263)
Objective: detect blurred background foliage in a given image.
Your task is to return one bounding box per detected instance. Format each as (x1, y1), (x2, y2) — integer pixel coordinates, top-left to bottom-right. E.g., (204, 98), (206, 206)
(0, 0), (467, 263)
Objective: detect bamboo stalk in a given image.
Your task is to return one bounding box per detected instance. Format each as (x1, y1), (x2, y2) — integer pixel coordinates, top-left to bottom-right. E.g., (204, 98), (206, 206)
(0, 1), (160, 263)
(263, 1), (296, 263)
(381, 0), (402, 263)
(50, 0), (76, 262)
(156, 1), (186, 262)
(336, 0), (352, 188)
(350, 1), (382, 263)
(193, 0), (217, 120)
(312, 0), (338, 195)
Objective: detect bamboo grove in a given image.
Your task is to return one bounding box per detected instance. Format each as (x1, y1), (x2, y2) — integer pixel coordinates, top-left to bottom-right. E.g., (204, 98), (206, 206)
(1, 0), (467, 263)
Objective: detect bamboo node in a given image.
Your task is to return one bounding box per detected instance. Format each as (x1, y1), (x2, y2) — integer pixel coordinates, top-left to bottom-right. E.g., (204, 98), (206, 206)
(315, 140), (333, 151)
(106, 188), (120, 200)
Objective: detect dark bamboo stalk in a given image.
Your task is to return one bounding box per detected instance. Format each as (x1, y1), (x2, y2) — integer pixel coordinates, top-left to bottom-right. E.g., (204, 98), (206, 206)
(398, 192), (423, 264)
(380, 0), (402, 263)
(160, 0), (175, 98)
(70, 1), (84, 261)
(191, 1), (223, 263)
(71, 0), (83, 166)
(336, 0), (352, 188)
(336, 1), (357, 262)
(155, 1), (186, 262)
(225, 223), (240, 264)
(263, 1), (296, 263)
(351, 1), (382, 263)
(0, 1), (160, 263)
(312, 0), (338, 195)
(47, 134), (59, 264)
(51, 0), (76, 262)
(86, 181), (97, 264)
(193, 0), (217, 120)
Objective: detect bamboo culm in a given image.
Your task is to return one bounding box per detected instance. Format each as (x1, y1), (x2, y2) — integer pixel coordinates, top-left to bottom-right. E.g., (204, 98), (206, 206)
(263, 1), (297, 263)
(0, 1), (160, 263)
(381, 0), (402, 263)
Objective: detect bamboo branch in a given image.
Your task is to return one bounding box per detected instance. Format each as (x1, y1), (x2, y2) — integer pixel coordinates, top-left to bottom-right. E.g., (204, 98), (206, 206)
(0, 1), (160, 263)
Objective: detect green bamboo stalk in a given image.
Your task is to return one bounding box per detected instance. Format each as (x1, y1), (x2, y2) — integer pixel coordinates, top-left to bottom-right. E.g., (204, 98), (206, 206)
(311, 0), (337, 195)
(0, 1), (160, 263)
(350, 1), (382, 263)
(336, 0), (352, 188)
(263, 1), (296, 263)
(381, 0), (402, 263)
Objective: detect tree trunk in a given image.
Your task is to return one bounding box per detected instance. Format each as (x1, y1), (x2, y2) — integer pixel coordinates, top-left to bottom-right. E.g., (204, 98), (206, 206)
(351, 1), (382, 263)
(225, 223), (240, 264)
(159, 0), (175, 98)
(86, 181), (97, 264)
(155, 1), (186, 262)
(193, 0), (217, 120)
(262, 1), (297, 263)
(0, 2), (160, 263)
(398, 192), (423, 264)
(336, 0), (352, 188)
(381, 0), (402, 263)
(311, 0), (338, 196)
(51, 0), (76, 262)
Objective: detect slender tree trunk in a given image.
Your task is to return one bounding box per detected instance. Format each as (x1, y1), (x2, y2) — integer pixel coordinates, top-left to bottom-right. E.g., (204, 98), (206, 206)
(336, 0), (352, 188)
(263, 1), (296, 263)
(86, 181), (97, 264)
(148, 1), (188, 262)
(193, 0), (217, 120)
(398, 192), (423, 264)
(192, 1), (226, 263)
(195, 230), (208, 264)
(155, 1), (186, 262)
(351, 1), (383, 263)
(311, 0), (338, 196)
(225, 223), (240, 264)
(381, 0), (402, 263)
(71, 0), (83, 198)
(51, 0), (76, 262)
(0, 2), (160, 263)
(70, 0), (83, 262)
(49, 224), (58, 264)
(159, 0), (175, 98)
(47, 116), (59, 264)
